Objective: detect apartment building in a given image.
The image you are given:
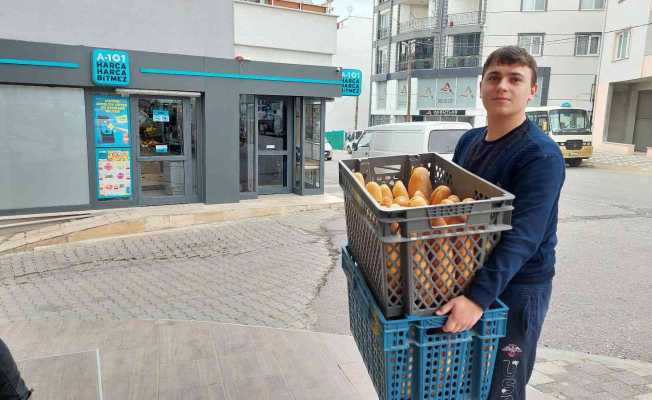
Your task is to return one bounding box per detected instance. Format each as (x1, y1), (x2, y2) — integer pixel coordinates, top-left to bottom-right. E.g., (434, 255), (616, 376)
(370, 0), (606, 127)
(592, 0), (652, 154)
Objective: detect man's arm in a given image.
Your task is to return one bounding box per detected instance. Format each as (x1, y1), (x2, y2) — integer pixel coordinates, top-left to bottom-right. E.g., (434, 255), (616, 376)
(438, 150), (565, 331)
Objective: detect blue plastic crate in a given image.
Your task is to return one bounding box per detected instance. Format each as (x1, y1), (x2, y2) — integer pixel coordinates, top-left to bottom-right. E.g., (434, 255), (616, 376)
(343, 245), (507, 400)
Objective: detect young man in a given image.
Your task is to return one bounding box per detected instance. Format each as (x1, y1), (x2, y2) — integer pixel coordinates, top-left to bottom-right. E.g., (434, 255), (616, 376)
(435, 46), (565, 399)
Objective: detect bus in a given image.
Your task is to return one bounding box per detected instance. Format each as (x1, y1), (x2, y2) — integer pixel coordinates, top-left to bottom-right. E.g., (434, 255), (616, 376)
(525, 106), (593, 167)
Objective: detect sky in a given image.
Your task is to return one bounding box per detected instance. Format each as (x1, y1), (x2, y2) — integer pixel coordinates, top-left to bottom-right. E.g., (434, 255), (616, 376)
(330, 0), (373, 18)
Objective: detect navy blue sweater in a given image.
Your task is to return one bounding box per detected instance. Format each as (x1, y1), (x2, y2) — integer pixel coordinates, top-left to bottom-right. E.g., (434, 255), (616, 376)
(453, 119), (565, 310)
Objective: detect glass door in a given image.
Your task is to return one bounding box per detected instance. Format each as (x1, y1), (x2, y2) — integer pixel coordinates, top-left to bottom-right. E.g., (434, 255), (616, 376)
(256, 96), (291, 194)
(134, 97), (194, 205)
(302, 98), (324, 194)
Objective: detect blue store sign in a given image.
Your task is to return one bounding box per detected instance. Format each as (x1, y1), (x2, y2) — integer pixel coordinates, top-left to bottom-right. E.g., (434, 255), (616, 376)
(92, 49), (130, 86)
(341, 68), (362, 97)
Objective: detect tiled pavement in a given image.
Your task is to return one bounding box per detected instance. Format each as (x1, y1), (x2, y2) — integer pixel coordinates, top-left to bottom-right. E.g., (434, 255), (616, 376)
(586, 150), (652, 173)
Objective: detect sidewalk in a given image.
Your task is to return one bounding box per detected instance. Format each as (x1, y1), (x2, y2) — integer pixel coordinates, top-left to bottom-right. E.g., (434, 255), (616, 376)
(586, 150), (652, 173)
(0, 319), (561, 400)
(0, 193), (344, 255)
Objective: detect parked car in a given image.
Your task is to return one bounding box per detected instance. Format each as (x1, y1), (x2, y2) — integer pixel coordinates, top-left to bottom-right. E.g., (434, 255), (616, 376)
(350, 121), (472, 160)
(345, 129), (364, 154)
(324, 140), (333, 160)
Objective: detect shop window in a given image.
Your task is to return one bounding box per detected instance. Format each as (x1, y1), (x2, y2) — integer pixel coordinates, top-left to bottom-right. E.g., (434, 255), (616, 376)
(518, 34), (544, 56)
(239, 94), (255, 192)
(304, 99), (322, 190)
(575, 33), (601, 56)
(0, 85), (89, 210)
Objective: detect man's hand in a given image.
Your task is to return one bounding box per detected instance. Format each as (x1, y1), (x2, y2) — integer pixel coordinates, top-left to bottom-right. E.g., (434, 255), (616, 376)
(436, 295), (483, 333)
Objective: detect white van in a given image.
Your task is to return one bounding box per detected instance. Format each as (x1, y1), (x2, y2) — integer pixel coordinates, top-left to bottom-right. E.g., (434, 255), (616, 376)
(351, 121), (472, 160)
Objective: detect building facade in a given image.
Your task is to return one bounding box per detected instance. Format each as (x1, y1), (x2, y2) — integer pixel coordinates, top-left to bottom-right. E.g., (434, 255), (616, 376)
(369, 0), (606, 127)
(325, 16), (373, 134)
(0, 0), (343, 215)
(592, 0), (652, 154)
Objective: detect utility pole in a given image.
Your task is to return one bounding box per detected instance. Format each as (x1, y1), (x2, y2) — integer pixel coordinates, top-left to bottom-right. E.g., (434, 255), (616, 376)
(405, 47), (413, 122)
(354, 96), (359, 130)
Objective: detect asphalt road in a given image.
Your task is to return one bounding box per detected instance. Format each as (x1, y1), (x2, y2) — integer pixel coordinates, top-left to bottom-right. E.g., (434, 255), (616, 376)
(319, 150), (652, 362)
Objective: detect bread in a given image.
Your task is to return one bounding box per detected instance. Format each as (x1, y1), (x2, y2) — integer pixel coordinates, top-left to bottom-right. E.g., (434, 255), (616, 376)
(366, 182), (383, 203)
(430, 185), (452, 205)
(394, 195), (410, 207)
(408, 195), (428, 207)
(447, 195), (461, 203)
(353, 172), (365, 187)
(392, 180), (409, 198)
(380, 184), (393, 202)
(408, 167), (433, 199)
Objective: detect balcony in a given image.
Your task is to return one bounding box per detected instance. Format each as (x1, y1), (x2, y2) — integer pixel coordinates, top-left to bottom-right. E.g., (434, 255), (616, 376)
(375, 61), (390, 75)
(398, 16), (439, 34)
(445, 55), (480, 68)
(241, 0), (329, 14)
(396, 59), (434, 71)
(446, 11), (482, 27)
(377, 26), (390, 40)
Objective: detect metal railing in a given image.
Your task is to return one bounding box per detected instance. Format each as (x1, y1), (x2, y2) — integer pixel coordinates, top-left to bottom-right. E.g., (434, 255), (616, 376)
(241, 0), (329, 13)
(396, 59), (434, 71)
(445, 55), (480, 68)
(398, 16), (439, 34)
(377, 26), (391, 40)
(375, 61), (390, 74)
(446, 11), (482, 27)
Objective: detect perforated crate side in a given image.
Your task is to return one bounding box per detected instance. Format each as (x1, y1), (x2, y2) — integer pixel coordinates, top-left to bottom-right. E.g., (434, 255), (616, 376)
(415, 320), (474, 400)
(343, 248), (416, 400)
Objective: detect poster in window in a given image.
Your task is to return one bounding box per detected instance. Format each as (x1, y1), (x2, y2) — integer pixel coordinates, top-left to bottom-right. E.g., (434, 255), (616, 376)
(93, 96), (130, 147)
(436, 79), (457, 107)
(456, 77), (477, 109)
(96, 148), (132, 199)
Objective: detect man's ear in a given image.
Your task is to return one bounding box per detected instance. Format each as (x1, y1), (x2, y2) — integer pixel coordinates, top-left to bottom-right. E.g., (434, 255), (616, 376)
(529, 83), (538, 101)
(479, 79), (483, 99)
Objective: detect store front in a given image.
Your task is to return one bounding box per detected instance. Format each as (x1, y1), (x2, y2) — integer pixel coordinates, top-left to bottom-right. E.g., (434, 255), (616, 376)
(0, 38), (348, 215)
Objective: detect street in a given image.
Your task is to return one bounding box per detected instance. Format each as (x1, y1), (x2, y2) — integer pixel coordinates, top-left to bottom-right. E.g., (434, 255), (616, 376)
(0, 151), (651, 362)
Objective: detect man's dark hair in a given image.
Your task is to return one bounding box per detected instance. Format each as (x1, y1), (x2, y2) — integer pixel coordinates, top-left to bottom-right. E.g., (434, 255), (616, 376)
(482, 46), (538, 85)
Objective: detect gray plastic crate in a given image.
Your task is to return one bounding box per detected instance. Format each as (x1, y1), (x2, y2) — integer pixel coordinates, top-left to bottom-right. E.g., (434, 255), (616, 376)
(339, 153), (514, 318)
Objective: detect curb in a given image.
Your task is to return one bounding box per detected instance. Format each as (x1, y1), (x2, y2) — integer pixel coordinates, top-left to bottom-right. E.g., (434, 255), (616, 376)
(1, 196), (344, 255)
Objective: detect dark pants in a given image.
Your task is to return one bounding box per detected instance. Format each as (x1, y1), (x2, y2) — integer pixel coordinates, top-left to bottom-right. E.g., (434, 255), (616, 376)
(0, 339), (30, 400)
(488, 282), (552, 400)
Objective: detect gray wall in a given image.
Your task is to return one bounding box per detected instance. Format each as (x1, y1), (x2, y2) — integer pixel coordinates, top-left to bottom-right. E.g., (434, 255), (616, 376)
(0, 85), (89, 210)
(647, 11), (652, 56)
(0, 0), (234, 59)
(0, 38), (341, 209)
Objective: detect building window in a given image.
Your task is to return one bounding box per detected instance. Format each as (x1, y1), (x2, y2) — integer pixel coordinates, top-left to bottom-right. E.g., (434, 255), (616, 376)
(375, 47), (388, 74)
(445, 33), (481, 68)
(518, 34), (544, 56)
(580, 0), (605, 9)
(614, 29), (631, 60)
(396, 38), (434, 71)
(575, 33), (601, 56)
(377, 12), (390, 39)
(521, 0), (546, 11)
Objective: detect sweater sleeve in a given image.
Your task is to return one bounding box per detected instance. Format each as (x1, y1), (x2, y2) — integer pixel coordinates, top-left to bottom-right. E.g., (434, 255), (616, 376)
(465, 150), (565, 310)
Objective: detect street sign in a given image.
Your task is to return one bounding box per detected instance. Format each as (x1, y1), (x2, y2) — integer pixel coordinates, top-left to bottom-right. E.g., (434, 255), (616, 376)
(341, 68), (362, 96)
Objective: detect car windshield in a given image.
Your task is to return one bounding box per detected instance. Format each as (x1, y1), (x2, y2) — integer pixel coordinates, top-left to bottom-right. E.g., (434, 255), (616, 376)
(428, 129), (467, 154)
(549, 109), (589, 134)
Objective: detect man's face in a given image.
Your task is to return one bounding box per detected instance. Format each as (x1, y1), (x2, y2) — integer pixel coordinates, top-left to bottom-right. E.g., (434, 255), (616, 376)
(480, 62), (537, 117)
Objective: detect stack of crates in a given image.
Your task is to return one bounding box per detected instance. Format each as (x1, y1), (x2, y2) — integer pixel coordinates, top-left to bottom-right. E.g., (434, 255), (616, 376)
(339, 153), (514, 400)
